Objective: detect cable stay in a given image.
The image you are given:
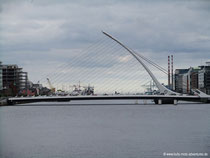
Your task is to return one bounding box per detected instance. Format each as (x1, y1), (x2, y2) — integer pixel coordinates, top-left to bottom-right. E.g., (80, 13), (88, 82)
(133, 52), (168, 74)
(102, 31), (179, 95)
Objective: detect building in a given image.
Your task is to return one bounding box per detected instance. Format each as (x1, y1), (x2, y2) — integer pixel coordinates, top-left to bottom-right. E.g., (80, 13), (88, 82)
(198, 62), (210, 94)
(175, 67), (200, 94)
(175, 69), (189, 93)
(175, 61), (210, 94)
(2, 64), (28, 96)
(190, 70), (199, 89)
(0, 62), (3, 91)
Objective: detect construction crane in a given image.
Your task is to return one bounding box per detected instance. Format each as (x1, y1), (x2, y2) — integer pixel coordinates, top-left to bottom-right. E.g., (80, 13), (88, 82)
(141, 80), (156, 95)
(46, 78), (55, 93)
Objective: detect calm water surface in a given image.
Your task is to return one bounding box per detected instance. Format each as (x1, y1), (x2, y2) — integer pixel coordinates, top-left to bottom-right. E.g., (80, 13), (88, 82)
(0, 101), (210, 158)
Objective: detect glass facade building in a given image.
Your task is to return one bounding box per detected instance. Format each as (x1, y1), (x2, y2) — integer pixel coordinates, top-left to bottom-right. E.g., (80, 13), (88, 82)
(0, 62), (3, 91)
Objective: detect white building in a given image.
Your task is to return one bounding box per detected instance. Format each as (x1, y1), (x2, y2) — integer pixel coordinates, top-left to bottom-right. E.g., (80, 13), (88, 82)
(0, 62), (3, 91)
(198, 62), (210, 94)
(198, 69), (205, 89)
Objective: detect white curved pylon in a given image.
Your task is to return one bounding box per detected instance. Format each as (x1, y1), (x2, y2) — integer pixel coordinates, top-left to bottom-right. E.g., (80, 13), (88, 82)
(102, 31), (178, 95)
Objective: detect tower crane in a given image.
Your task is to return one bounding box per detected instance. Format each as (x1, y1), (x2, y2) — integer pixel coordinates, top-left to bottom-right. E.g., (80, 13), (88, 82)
(46, 78), (55, 93)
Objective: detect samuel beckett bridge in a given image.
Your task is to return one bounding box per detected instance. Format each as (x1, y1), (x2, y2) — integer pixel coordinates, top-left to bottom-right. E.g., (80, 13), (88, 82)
(8, 31), (210, 105)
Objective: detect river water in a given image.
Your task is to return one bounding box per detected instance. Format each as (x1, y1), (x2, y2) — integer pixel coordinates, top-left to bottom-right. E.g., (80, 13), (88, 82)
(0, 101), (210, 158)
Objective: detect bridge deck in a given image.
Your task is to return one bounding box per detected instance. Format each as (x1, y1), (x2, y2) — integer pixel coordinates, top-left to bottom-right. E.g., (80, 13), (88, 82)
(7, 95), (210, 105)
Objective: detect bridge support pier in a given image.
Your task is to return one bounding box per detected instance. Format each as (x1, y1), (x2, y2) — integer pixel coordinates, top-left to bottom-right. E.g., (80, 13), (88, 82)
(154, 98), (175, 104)
(174, 99), (178, 105)
(7, 99), (14, 105)
(200, 98), (209, 103)
(158, 99), (162, 105)
(135, 100), (139, 104)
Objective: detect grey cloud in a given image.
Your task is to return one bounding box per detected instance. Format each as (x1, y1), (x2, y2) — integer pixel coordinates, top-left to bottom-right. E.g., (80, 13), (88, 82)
(0, 0), (210, 88)
(2, 0), (210, 53)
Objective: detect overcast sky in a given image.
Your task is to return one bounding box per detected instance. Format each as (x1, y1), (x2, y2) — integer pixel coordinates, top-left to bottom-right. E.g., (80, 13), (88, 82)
(0, 0), (210, 93)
